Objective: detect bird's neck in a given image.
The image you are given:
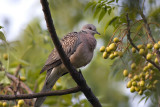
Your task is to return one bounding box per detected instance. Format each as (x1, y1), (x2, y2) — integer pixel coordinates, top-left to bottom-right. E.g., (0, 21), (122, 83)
(80, 30), (97, 51)
(87, 36), (97, 51)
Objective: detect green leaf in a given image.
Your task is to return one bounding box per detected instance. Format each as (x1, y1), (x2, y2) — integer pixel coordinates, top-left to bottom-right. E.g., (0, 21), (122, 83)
(0, 72), (5, 79)
(116, 0), (119, 3)
(0, 31), (6, 41)
(145, 96), (149, 104)
(0, 72), (10, 85)
(144, 91), (151, 96)
(92, 3), (97, 11)
(0, 26), (3, 29)
(108, 8), (112, 15)
(138, 96), (146, 104)
(0, 76), (10, 85)
(104, 16), (119, 32)
(98, 8), (107, 23)
(84, 2), (95, 11)
(93, 5), (101, 18)
(107, 0), (115, 4)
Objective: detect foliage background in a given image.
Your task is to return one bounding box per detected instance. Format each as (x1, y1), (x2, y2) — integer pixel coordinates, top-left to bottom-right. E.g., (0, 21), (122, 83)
(0, 0), (160, 107)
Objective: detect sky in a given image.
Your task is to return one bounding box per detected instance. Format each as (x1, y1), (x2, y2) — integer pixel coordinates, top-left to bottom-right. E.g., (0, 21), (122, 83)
(0, 0), (42, 41)
(0, 0), (157, 107)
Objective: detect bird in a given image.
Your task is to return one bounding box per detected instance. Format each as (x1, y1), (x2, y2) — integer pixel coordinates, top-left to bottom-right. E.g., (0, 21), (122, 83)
(34, 24), (100, 107)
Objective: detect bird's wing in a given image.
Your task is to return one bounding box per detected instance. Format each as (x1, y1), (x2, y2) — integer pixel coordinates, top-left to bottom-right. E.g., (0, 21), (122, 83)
(40, 32), (81, 73)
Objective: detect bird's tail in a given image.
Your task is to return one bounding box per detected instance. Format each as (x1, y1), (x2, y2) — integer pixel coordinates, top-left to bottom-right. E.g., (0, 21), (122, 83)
(34, 68), (63, 107)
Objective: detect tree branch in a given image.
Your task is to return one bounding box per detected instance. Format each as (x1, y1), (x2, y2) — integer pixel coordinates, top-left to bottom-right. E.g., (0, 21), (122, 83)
(139, 11), (160, 65)
(126, 13), (160, 71)
(6, 73), (33, 94)
(0, 86), (80, 100)
(14, 64), (22, 77)
(40, 0), (102, 107)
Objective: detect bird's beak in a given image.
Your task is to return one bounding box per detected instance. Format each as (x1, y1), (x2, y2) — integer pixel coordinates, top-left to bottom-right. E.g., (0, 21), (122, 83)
(95, 31), (100, 35)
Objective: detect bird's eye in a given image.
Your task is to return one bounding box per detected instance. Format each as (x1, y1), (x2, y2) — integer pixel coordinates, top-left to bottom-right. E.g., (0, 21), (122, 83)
(88, 27), (92, 30)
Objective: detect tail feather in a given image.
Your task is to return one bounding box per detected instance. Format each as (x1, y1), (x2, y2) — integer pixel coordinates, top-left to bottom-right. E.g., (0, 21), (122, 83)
(34, 68), (63, 107)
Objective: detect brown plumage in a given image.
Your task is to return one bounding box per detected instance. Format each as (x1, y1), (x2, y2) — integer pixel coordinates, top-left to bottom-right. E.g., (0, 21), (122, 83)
(35, 24), (100, 107)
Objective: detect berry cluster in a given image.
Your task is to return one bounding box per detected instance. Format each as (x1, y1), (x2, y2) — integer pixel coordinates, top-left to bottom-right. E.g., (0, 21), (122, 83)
(122, 41), (160, 95)
(100, 36), (160, 96)
(100, 37), (123, 59)
(123, 63), (158, 95)
(0, 100), (24, 107)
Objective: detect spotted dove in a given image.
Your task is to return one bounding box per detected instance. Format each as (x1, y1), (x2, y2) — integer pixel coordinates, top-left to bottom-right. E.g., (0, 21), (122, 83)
(34, 24), (100, 107)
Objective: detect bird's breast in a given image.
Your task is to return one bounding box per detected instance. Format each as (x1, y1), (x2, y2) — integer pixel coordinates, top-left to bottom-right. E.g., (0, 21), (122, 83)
(69, 43), (94, 68)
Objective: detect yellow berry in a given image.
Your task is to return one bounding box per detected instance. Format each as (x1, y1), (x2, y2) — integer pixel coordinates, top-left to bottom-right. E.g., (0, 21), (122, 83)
(3, 53), (8, 60)
(143, 66), (149, 72)
(127, 81), (132, 88)
(138, 90), (143, 95)
(109, 43), (117, 51)
(109, 53), (115, 59)
(113, 51), (119, 57)
(139, 73), (145, 78)
(132, 81), (137, 86)
(145, 74), (149, 80)
(100, 46), (105, 52)
(130, 86), (135, 93)
(140, 80), (145, 87)
(20, 76), (26, 82)
(103, 52), (108, 59)
(133, 75), (139, 81)
(106, 47), (111, 53)
(132, 47), (136, 53)
(155, 58), (159, 64)
(113, 37), (119, 43)
(123, 69), (128, 77)
(147, 63), (153, 69)
(139, 49), (145, 55)
(135, 87), (140, 92)
(2, 102), (7, 107)
(137, 44), (144, 49)
(154, 43), (160, 50)
(150, 70), (154, 74)
(147, 43), (153, 49)
(18, 100), (24, 106)
(131, 63), (136, 69)
(146, 53), (153, 60)
(153, 80), (158, 85)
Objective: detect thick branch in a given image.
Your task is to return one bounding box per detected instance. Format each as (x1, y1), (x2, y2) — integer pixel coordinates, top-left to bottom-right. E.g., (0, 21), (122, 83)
(126, 14), (160, 71)
(40, 0), (102, 107)
(126, 14), (139, 51)
(0, 86), (80, 100)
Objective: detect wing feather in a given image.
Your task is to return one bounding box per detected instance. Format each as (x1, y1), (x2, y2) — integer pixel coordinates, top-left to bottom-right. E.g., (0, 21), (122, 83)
(40, 32), (81, 73)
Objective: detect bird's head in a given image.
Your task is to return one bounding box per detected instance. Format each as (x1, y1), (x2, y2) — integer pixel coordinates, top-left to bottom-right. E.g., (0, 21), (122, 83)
(82, 24), (100, 36)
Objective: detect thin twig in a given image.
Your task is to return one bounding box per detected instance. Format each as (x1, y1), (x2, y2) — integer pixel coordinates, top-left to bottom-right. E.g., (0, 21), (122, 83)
(139, 11), (160, 65)
(0, 86), (80, 100)
(6, 73), (33, 94)
(14, 64), (22, 77)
